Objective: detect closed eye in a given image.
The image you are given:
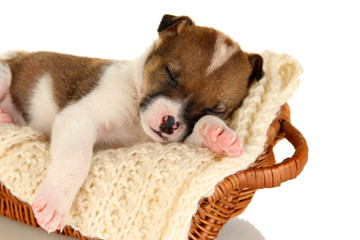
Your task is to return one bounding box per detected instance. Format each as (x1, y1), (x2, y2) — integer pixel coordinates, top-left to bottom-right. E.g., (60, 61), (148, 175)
(204, 102), (227, 116)
(165, 65), (178, 87)
(204, 108), (227, 115)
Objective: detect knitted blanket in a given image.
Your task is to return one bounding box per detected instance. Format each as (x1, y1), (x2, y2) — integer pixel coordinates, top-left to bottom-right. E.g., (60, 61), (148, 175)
(0, 51), (303, 240)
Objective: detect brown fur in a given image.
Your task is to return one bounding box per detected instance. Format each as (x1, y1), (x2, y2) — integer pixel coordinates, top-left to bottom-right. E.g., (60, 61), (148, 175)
(5, 52), (110, 121)
(141, 15), (261, 139)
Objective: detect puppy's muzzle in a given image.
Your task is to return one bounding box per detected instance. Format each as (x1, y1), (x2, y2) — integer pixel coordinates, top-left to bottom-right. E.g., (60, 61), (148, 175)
(159, 115), (180, 135)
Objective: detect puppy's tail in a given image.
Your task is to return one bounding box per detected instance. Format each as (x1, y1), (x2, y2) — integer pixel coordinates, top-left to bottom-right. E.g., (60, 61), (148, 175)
(0, 61), (12, 95)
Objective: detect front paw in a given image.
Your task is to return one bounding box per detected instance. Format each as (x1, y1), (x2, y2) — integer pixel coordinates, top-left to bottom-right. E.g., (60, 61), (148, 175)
(191, 116), (243, 157)
(200, 123), (243, 157)
(32, 183), (71, 232)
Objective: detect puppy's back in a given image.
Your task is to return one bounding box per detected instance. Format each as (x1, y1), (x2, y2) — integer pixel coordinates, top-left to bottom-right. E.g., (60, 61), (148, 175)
(5, 51), (111, 122)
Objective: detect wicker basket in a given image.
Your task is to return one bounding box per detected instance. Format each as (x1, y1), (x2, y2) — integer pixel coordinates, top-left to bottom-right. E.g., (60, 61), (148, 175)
(0, 103), (308, 240)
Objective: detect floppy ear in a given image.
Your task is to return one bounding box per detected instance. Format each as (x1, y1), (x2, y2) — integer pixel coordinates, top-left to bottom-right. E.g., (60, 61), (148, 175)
(248, 54), (264, 81)
(157, 14), (194, 39)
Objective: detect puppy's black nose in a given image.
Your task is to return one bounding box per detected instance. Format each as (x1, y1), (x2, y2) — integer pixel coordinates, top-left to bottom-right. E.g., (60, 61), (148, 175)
(159, 115), (179, 134)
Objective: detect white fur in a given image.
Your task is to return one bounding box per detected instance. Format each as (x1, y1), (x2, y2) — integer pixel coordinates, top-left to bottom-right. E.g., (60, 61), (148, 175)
(28, 74), (60, 135)
(207, 33), (237, 74)
(0, 61), (26, 125)
(0, 62), (11, 103)
(74, 60), (151, 149)
(140, 96), (185, 142)
(0, 61), (11, 88)
(0, 50), (18, 60)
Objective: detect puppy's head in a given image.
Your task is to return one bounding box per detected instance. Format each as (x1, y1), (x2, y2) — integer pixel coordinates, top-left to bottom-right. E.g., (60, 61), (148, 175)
(140, 15), (264, 143)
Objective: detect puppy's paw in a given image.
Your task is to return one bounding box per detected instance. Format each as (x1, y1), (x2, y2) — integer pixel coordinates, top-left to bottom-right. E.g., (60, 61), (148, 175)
(0, 107), (12, 123)
(192, 115), (243, 157)
(32, 184), (71, 232)
(200, 123), (243, 157)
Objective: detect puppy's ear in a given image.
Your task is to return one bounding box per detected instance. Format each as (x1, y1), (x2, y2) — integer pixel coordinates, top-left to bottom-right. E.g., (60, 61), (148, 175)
(248, 54), (264, 82)
(157, 14), (194, 39)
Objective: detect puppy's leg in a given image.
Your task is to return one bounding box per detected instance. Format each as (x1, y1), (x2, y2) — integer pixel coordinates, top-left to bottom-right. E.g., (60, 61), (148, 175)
(185, 115), (243, 157)
(32, 106), (97, 232)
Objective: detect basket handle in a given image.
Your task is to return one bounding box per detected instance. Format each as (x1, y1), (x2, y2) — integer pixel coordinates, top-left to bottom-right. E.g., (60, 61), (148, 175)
(208, 120), (308, 203)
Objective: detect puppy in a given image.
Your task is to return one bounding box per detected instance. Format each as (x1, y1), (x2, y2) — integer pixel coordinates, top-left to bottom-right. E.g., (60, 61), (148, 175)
(0, 14), (263, 232)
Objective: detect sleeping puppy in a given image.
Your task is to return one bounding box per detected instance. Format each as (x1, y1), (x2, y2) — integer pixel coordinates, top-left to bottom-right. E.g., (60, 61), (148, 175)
(0, 14), (263, 232)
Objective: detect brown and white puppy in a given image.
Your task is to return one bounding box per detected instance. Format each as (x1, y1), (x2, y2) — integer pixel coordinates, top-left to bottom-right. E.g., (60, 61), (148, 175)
(0, 15), (263, 232)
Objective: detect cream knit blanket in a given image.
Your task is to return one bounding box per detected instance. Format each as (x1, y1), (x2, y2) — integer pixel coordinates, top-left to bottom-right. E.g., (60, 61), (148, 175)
(0, 51), (303, 240)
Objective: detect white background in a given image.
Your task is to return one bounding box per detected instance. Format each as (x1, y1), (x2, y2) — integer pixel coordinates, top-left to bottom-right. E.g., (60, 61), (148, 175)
(1, 0), (359, 239)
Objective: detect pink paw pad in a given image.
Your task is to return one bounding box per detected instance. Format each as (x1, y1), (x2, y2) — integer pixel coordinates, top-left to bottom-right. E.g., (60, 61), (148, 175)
(200, 124), (243, 157)
(32, 194), (66, 232)
(0, 108), (12, 123)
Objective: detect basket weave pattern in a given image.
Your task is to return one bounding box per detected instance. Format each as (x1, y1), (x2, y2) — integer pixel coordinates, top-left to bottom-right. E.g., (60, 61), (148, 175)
(0, 104), (308, 240)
